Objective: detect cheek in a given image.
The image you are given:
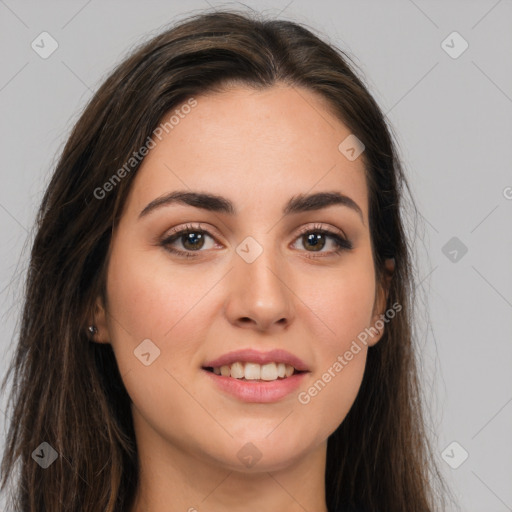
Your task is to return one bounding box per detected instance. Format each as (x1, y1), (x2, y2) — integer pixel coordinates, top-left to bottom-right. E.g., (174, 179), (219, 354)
(104, 239), (214, 373)
(303, 256), (377, 350)
(103, 243), (220, 443)
(294, 257), (375, 428)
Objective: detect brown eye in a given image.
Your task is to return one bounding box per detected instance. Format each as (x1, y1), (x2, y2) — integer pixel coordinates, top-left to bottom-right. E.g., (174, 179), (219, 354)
(160, 224), (218, 258)
(292, 226), (353, 256)
(180, 231), (206, 250)
(302, 232), (326, 252)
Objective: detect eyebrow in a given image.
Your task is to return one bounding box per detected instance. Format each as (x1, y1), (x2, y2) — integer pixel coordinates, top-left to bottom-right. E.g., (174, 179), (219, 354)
(138, 190), (364, 222)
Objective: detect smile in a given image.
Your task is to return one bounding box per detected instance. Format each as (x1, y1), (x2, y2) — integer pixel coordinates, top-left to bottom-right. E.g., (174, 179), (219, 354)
(204, 361), (303, 381)
(202, 364), (308, 403)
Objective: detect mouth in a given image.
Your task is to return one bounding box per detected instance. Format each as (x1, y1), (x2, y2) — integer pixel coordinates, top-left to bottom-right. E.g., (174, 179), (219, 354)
(202, 361), (308, 382)
(201, 348), (310, 402)
(201, 356), (310, 403)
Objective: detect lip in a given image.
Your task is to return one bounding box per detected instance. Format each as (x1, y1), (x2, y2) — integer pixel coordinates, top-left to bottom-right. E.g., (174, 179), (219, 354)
(203, 369), (308, 403)
(202, 348), (310, 372)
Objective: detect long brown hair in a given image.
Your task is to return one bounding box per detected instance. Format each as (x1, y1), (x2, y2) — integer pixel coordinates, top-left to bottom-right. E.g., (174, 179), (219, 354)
(1, 8), (449, 511)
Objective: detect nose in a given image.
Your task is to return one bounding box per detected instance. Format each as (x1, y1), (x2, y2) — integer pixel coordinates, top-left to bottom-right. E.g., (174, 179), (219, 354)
(223, 243), (295, 333)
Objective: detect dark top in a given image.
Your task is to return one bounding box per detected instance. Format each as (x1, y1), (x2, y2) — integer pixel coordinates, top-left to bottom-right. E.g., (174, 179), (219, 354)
(334, 505), (373, 512)
(335, 509), (371, 512)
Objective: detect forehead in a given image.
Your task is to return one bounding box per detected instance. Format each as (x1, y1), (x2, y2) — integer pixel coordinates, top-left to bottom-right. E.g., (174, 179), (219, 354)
(125, 84), (368, 220)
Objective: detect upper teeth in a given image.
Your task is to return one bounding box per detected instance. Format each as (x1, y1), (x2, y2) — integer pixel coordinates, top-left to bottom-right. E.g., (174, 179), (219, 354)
(212, 362), (295, 380)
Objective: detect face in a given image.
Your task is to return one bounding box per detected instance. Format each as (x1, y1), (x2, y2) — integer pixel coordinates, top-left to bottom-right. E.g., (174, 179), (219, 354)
(93, 84), (390, 472)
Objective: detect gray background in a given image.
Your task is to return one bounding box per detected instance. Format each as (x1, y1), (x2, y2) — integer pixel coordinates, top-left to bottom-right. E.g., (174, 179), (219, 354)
(1, 1), (511, 510)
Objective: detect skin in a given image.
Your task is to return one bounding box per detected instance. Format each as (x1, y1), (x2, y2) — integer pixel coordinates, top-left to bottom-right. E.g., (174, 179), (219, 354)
(92, 84), (393, 512)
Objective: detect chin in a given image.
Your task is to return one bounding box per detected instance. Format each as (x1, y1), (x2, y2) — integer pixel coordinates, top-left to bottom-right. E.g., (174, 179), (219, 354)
(202, 432), (315, 473)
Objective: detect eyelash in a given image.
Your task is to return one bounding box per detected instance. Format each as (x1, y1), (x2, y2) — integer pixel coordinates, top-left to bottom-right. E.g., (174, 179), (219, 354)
(159, 223), (353, 259)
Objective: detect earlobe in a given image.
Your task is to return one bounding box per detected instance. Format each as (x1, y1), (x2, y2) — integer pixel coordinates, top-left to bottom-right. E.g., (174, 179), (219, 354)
(368, 257), (395, 347)
(384, 257), (395, 275)
(87, 297), (110, 344)
(380, 257), (395, 310)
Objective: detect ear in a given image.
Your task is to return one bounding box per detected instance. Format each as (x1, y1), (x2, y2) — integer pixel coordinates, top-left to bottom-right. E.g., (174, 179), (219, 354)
(88, 295), (110, 344)
(367, 258), (395, 347)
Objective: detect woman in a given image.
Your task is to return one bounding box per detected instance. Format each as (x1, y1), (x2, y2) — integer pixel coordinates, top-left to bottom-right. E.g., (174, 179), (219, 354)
(0, 9), (449, 512)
